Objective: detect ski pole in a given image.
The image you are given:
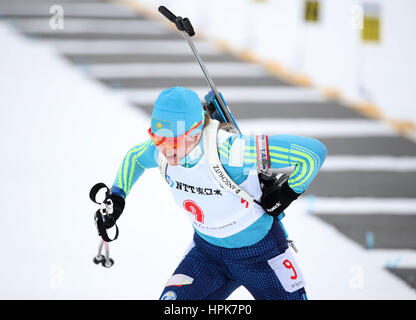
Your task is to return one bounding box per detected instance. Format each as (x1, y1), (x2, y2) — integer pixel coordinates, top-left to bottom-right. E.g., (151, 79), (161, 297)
(158, 6), (241, 134)
(93, 238), (114, 268)
(97, 238), (104, 258)
(90, 183), (119, 268)
(103, 241), (114, 268)
(93, 238), (105, 264)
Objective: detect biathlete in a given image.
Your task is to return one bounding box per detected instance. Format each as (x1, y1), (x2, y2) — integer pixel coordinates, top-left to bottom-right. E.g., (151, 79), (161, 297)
(95, 86), (327, 300)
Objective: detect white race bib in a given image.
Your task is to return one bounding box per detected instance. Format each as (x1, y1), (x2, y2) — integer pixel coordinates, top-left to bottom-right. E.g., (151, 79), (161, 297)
(267, 248), (306, 293)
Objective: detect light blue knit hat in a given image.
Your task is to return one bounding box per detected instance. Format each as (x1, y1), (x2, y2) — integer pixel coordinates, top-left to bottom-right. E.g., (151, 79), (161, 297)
(151, 87), (206, 137)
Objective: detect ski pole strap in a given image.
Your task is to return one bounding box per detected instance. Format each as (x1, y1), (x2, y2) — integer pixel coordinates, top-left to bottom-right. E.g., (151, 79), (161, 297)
(94, 209), (119, 242)
(90, 182), (119, 242)
(89, 182), (110, 204)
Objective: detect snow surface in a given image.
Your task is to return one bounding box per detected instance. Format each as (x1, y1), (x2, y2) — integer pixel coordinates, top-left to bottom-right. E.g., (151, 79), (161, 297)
(0, 22), (414, 299)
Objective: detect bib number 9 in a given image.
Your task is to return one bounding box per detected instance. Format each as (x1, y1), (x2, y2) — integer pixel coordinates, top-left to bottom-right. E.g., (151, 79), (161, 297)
(183, 200), (204, 224)
(283, 259), (298, 280)
(267, 248), (306, 293)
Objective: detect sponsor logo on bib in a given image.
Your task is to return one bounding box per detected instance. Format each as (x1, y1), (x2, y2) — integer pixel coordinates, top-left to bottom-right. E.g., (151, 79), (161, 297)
(172, 180), (223, 196)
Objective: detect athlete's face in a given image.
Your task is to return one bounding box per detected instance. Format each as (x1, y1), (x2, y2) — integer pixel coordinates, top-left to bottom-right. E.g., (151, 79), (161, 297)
(157, 132), (202, 166)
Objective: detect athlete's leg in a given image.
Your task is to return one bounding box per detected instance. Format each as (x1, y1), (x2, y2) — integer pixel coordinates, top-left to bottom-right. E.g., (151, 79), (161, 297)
(224, 218), (307, 300)
(240, 248), (307, 300)
(160, 243), (240, 300)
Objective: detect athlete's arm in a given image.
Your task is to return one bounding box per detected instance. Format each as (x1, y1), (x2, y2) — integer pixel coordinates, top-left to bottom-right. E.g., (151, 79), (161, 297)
(111, 139), (159, 198)
(218, 133), (327, 194)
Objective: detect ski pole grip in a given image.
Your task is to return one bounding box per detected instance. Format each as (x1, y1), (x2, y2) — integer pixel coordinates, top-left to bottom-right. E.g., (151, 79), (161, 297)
(158, 6), (176, 23)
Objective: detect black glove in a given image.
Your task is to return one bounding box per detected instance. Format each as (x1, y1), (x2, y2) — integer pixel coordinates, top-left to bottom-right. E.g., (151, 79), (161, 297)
(100, 193), (125, 229)
(259, 173), (301, 217)
(90, 183), (125, 242)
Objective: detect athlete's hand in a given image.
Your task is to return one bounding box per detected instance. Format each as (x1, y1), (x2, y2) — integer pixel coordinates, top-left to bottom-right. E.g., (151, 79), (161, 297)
(259, 174), (301, 217)
(90, 183), (125, 242)
(99, 193), (125, 228)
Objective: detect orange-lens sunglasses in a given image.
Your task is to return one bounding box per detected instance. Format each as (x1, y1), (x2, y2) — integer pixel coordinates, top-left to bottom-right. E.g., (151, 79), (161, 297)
(148, 119), (203, 149)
